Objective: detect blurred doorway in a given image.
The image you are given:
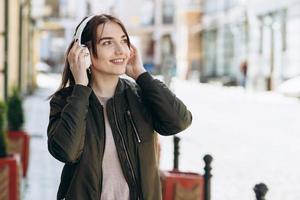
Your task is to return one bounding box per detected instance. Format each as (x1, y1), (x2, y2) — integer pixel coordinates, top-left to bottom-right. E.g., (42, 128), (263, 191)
(259, 9), (286, 90)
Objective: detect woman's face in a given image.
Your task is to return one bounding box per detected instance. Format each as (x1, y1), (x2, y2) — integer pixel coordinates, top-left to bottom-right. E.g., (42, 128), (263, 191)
(90, 21), (131, 76)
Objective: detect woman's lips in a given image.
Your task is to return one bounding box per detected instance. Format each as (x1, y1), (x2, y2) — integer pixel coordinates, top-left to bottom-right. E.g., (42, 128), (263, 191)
(110, 58), (125, 65)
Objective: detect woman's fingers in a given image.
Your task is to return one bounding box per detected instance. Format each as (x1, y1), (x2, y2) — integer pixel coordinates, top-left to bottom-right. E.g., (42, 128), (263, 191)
(80, 48), (91, 69)
(68, 41), (89, 69)
(130, 44), (136, 53)
(130, 43), (136, 49)
(68, 41), (79, 66)
(75, 46), (86, 61)
(67, 41), (89, 85)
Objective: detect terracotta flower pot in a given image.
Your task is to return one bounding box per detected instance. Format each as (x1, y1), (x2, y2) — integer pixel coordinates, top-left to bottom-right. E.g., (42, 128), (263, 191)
(0, 154), (21, 200)
(160, 171), (205, 200)
(7, 131), (30, 177)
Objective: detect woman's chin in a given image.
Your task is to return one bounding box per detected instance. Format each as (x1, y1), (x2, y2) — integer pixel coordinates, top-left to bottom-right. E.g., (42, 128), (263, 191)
(114, 66), (126, 74)
(112, 68), (126, 76)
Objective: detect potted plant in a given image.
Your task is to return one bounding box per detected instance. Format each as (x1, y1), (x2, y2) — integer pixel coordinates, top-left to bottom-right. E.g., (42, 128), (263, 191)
(0, 101), (21, 200)
(0, 101), (7, 157)
(6, 88), (30, 177)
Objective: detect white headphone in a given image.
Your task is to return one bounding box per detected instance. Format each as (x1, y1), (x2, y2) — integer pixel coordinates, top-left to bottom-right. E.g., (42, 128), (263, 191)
(74, 15), (95, 46)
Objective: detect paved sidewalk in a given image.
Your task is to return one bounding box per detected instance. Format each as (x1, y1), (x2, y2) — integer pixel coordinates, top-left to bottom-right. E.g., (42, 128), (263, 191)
(22, 73), (63, 200)
(159, 79), (300, 200)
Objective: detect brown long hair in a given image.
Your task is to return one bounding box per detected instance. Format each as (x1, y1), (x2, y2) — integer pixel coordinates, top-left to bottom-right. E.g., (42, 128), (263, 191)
(51, 14), (131, 97)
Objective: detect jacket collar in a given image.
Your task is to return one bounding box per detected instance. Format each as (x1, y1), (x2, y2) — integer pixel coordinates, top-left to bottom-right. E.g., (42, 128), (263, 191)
(89, 77), (127, 104)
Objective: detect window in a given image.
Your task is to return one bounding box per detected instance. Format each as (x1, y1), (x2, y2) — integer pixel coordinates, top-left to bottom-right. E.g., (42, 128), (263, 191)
(163, 0), (175, 24)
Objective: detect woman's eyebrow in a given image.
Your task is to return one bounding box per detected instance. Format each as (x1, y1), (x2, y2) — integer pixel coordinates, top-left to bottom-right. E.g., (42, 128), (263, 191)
(99, 35), (127, 41)
(99, 37), (112, 41)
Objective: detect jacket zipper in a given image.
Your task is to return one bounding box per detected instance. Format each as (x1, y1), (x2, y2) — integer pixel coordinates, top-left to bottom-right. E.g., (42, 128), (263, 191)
(127, 110), (142, 143)
(113, 99), (139, 199)
(98, 104), (105, 200)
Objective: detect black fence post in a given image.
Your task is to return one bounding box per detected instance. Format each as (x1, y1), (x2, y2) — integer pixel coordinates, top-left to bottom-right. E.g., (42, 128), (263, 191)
(173, 136), (180, 170)
(254, 183), (268, 200)
(204, 154), (213, 200)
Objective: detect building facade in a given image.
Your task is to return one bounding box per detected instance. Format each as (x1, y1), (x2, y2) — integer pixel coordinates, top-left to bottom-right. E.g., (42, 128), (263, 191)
(201, 0), (247, 85)
(201, 0), (300, 90)
(247, 0), (300, 91)
(176, 0), (202, 80)
(0, 0), (33, 100)
(36, 0), (176, 76)
(31, 0), (203, 85)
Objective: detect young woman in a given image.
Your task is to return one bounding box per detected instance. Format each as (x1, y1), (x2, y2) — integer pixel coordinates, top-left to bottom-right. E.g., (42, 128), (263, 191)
(47, 14), (192, 200)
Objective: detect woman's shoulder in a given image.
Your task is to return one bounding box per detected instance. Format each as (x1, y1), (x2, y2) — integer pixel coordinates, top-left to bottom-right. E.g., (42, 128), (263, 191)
(121, 77), (140, 92)
(120, 77), (143, 102)
(50, 86), (74, 102)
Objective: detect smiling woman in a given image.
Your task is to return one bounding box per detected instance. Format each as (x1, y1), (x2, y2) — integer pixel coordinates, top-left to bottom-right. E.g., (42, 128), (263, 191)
(47, 14), (192, 200)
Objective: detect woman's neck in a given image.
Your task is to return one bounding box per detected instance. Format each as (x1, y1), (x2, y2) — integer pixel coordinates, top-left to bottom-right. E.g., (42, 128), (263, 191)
(91, 73), (119, 98)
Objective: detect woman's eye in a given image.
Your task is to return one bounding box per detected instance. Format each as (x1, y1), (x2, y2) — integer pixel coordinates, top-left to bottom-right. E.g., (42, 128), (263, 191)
(102, 41), (112, 45)
(122, 39), (128, 44)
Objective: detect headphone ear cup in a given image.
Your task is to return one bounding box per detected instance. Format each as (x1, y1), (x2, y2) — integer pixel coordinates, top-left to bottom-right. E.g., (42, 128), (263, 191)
(74, 15), (95, 46)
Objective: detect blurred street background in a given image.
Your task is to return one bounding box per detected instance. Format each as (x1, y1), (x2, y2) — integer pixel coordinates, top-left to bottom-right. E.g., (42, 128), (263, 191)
(1, 0), (300, 199)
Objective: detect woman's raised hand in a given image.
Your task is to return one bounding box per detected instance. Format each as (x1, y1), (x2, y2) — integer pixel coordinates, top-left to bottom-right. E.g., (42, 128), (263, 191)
(67, 41), (91, 86)
(126, 44), (146, 80)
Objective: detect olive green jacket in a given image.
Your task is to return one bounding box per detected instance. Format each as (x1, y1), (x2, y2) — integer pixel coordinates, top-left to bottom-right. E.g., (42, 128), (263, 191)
(47, 72), (192, 200)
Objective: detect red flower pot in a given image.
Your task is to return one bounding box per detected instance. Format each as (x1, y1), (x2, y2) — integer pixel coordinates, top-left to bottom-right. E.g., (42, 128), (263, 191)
(160, 170), (205, 200)
(7, 131), (30, 177)
(0, 154), (21, 200)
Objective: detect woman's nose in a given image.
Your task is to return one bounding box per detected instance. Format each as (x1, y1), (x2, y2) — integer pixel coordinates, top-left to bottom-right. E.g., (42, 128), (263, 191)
(114, 43), (125, 55)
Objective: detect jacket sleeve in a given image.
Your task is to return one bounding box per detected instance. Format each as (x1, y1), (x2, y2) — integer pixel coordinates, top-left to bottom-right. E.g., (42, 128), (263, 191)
(47, 85), (92, 164)
(136, 72), (192, 135)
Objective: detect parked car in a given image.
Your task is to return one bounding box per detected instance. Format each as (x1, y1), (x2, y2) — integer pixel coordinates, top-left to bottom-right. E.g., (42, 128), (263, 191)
(36, 61), (52, 73)
(278, 76), (300, 98)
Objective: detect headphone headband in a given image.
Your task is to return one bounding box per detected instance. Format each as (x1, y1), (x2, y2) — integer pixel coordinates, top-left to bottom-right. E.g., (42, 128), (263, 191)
(74, 15), (95, 46)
